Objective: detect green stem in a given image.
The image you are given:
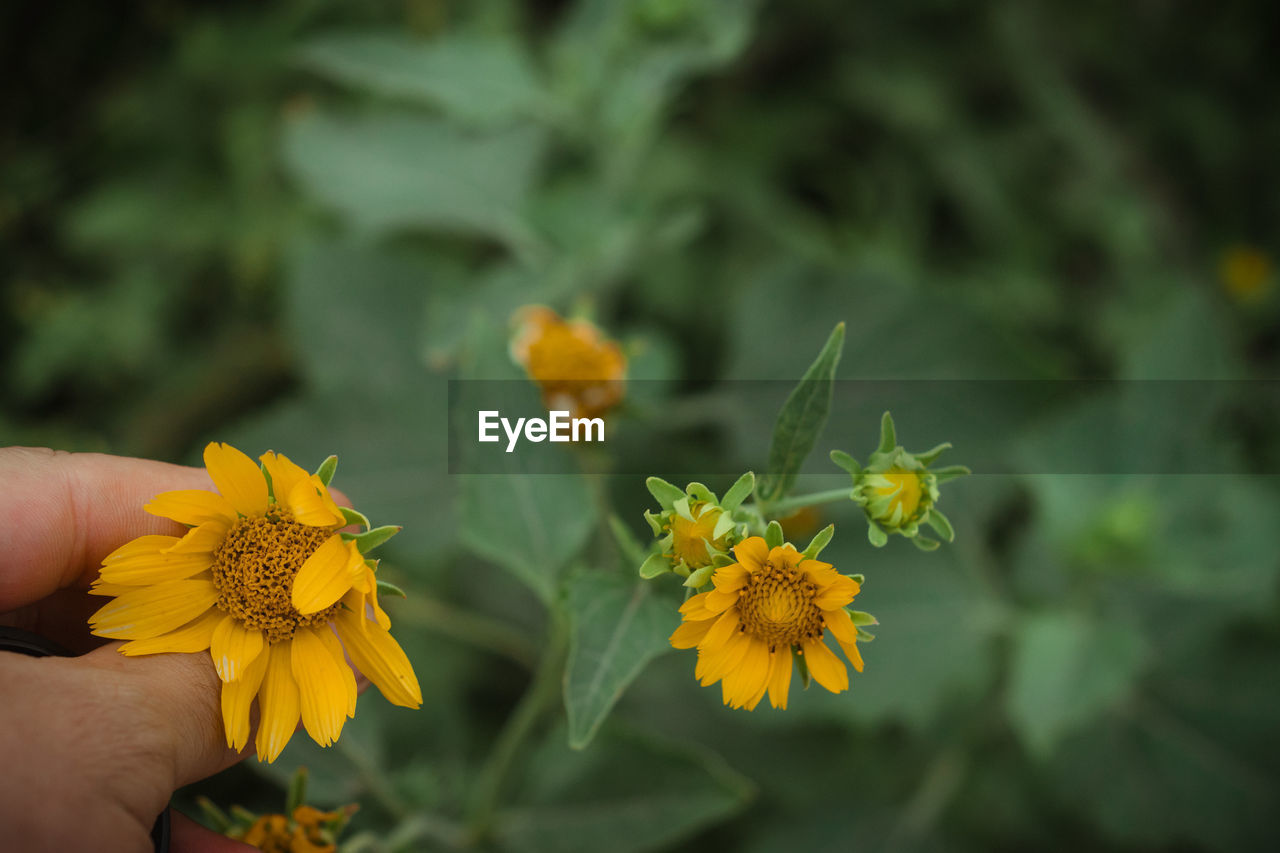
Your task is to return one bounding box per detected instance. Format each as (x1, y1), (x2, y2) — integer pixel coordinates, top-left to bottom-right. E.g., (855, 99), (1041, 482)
(393, 588), (536, 669)
(465, 612), (568, 840)
(759, 487), (854, 518)
(336, 736), (409, 821)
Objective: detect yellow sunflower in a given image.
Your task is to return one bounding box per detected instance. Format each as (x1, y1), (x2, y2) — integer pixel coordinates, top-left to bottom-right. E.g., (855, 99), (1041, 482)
(670, 536), (864, 710)
(87, 442), (421, 762)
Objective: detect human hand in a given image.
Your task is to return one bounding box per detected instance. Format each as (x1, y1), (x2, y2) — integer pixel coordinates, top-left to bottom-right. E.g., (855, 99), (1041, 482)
(0, 447), (271, 852)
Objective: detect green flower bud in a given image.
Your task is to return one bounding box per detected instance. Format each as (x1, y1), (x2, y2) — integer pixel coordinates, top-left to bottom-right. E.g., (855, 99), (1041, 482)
(639, 473), (752, 580)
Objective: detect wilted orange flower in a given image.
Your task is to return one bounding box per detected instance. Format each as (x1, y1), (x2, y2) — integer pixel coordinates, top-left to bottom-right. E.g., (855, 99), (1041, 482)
(510, 305), (626, 419)
(671, 536), (864, 710)
(234, 805), (346, 853)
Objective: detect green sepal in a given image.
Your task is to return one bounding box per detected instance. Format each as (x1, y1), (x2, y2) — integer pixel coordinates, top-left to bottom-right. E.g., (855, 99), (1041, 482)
(314, 455), (338, 487)
(801, 524), (835, 559)
(795, 647), (811, 688)
(867, 521), (888, 548)
(912, 535), (940, 552)
(927, 508), (955, 542)
(764, 520), (784, 550)
(847, 610), (878, 626)
(639, 553), (671, 579)
(673, 561), (692, 578)
(260, 463), (276, 502)
(376, 579), (407, 599)
(195, 797), (232, 833)
(849, 573), (865, 584)
(877, 411), (897, 454)
(286, 766), (309, 815)
(686, 482), (716, 504)
(230, 805), (258, 826)
(915, 442), (953, 466)
(932, 465), (971, 483)
(608, 514), (649, 567)
(345, 525), (401, 553)
(711, 511), (736, 541)
(646, 476), (685, 510)
(643, 509), (664, 536)
(340, 506), (371, 531)
(720, 471), (755, 512)
(829, 450), (861, 477)
(710, 551), (736, 567)
(672, 496), (695, 522)
(684, 564), (715, 588)
(855, 626), (876, 642)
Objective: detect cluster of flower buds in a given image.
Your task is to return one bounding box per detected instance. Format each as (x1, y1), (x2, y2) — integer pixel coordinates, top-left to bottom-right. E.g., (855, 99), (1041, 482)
(832, 411), (969, 550)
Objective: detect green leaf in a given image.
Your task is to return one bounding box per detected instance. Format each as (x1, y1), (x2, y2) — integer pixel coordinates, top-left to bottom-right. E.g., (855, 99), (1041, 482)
(375, 579), (407, 599)
(683, 565), (714, 588)
(1005, 610), (1147, 757)
(719, 472), (755, 512)
(758, 322), (844, 501)
(911, 535), (940, 552)
(764, 520), (784, 550)
(645, 477), (686, 511)
(829, 449), (861, 477)
(314, 455), (338, 486)
(867, 521), (888, 547)
(339, 506), (370, 531)
(563, 574), (677, 750)
(282, 110), (545, 249)
(877, 410), (897, 454)
(916, 441), (953, 466)
(638, 554), (670, 579)
(297, 32), (546, 126)
(927, 508), (955, 542)
(346, 525), (401, 554)
(848, 610), (878, 627)
(801, 524), (835, 559)
(794, 647), (811, 688)
(494, 727), (752, 853)
(932, 465), (971, 483)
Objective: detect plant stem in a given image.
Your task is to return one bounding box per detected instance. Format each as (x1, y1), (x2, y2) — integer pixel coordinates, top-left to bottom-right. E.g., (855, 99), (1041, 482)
(465, 611), (568, 840)
(393, 587), (536, 669)
(759, 487), (854, 518)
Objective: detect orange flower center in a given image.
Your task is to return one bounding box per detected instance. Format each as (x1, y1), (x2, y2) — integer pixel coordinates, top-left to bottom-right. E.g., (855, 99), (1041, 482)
(736, 559), (824, 650)
(211, 517), (339, 643)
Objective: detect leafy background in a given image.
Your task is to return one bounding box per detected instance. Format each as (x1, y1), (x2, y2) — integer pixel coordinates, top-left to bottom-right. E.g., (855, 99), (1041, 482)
(3, 0), (1279, 850)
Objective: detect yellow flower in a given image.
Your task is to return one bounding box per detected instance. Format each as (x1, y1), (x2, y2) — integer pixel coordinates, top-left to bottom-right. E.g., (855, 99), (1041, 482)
(670, 536), (864, 710)
(666, 501), (728, 570)
(1220, 245), (1273, 303)
(88, 442), (422, 763)
(510, 305), (626, 419)
(234, 805), (343, 853)
(869, 469), (922, 527)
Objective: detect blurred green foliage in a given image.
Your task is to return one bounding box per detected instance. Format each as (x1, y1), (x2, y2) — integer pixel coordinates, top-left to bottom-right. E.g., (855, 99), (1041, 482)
(4, 0), (1280, 850)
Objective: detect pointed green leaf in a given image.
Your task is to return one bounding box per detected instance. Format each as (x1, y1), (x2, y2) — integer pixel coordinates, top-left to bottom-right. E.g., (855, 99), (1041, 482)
(719, 472), (755, 513)
(347, 525), (401, 553)
(684, 565), (715, 588)
(916, 442), (953, 466)
(639, 554), (671, 579)
(932, 465), (972, 484)
(867, 522), (888, 548)
(829, 450), (861, 477)
(927, 508), (955, 542)
(847, 610), (879, 626)
(564, 573), (676, 750)
(711, 511), (736, 541)
(339, 506), (371, 531)
(849, 573), (865, 585)
(314, 455), (338, 486)
(375, 579), (407, 599)
(801, 524), (835, 559)
(764, 520), (784, 550)
(758, 323), (845, 501)
(646, 477), (686, 511)
(877, 411), (897, 454)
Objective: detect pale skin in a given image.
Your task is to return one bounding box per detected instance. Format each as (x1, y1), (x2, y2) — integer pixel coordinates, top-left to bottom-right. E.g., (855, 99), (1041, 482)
(0, 447), (349, 853)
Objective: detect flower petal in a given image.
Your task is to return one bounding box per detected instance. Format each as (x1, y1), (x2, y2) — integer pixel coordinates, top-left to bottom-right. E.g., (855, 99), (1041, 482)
(144, 490), (237, 527)
(333, 608), (421, 708)
(315, 626), (358, 717)
(210, 615), (265, 683)
(721, 637), (770, 709)
(291, 535), (355, 615)
(837, 637), (864, 673)
(768, 648), (793, 709)
(802, 638), (848, 694)
(696, 628), (751, 685)
(703, 586), (740, 613)
(103, 535), (180, 563)
(678, 591), (717, 621)
(89, 579), (219, 639)
(291, 627), (353, 746)
(697, 607), (741, 653)
(822, 607), (858, 645)
(745, 649), (777, 711)
(711, 562), (749, 592)
(813, 575), (860, 610)
(259, 451), (311, 506)
(732, 537), (769, 572)
(163, 520), (230, 555)
(670, 617), (714, 649)
(118, 609), (224, 657)
(204, 442), (268, 517)
(221, 646), (270, 752)
(98, 551), (214, 585)
(256, 643), (301, 763)
(287, 475), (344, 528)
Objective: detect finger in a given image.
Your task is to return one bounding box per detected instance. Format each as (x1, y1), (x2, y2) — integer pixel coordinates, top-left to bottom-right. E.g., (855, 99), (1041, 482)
(169, 810), (256, 853)
(0, 447), (212, 611)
